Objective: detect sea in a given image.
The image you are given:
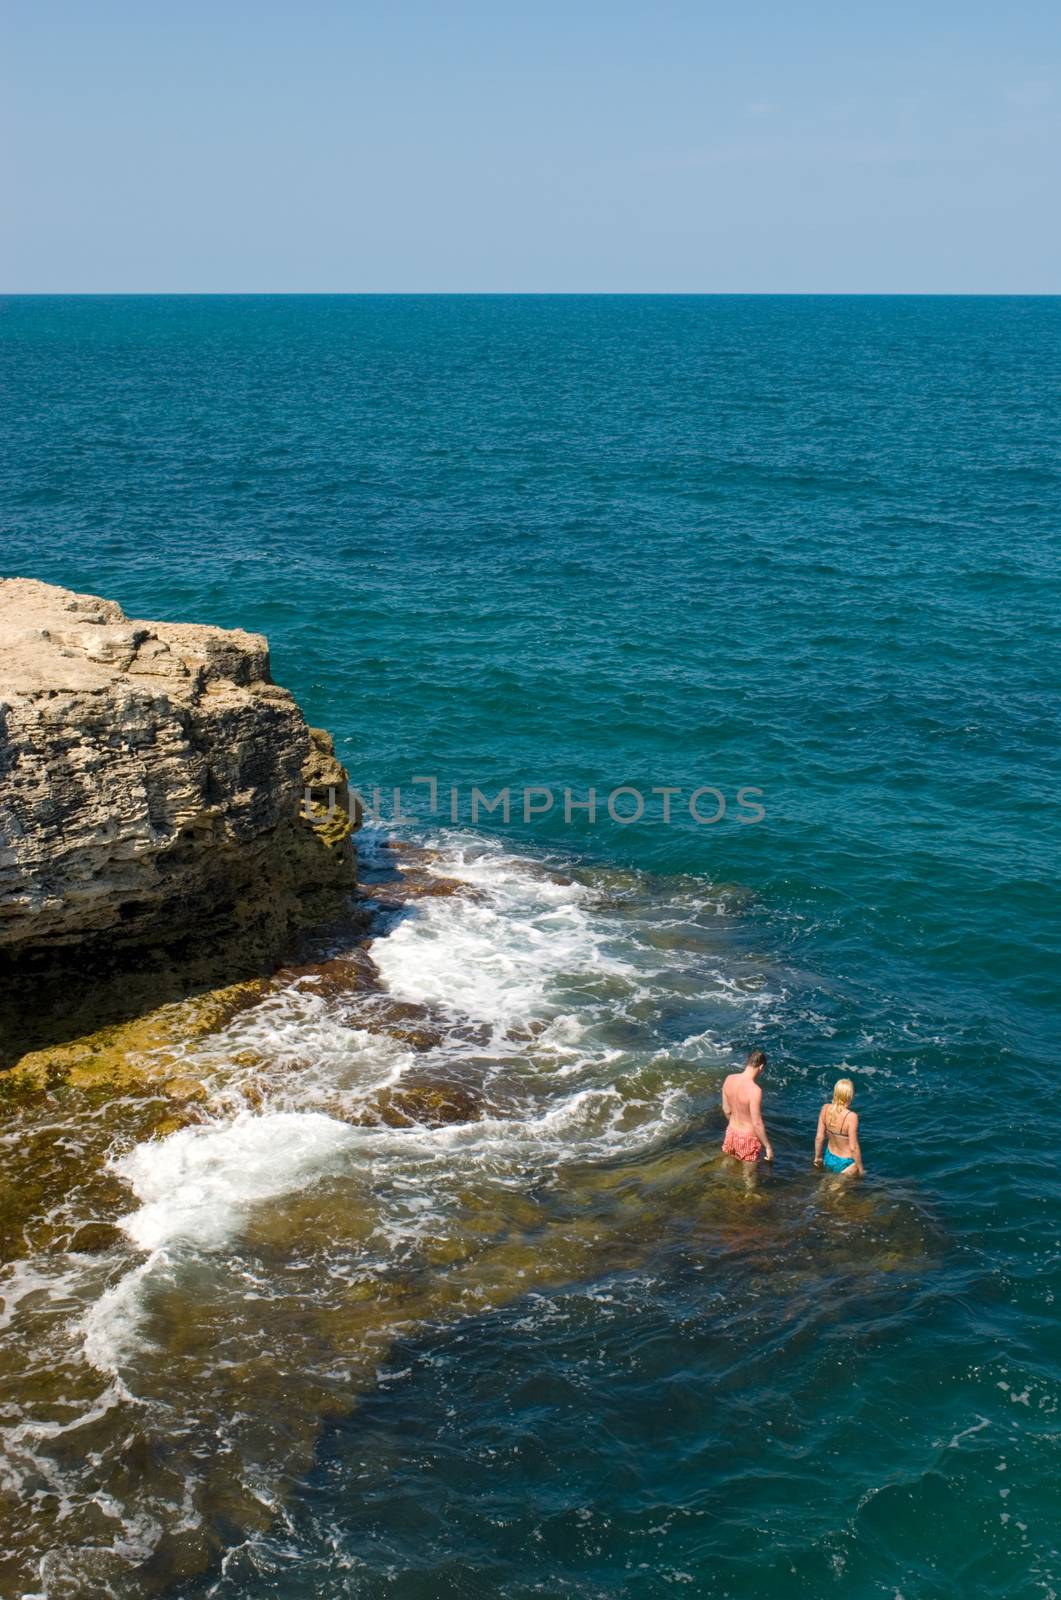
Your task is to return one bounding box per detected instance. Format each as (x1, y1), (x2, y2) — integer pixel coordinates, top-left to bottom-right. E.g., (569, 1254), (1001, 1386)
(0, 295), (1059, 1599)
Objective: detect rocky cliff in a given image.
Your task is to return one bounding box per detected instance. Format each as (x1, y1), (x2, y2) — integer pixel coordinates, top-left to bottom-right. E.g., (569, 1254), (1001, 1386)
(0, 579), (358, 1060)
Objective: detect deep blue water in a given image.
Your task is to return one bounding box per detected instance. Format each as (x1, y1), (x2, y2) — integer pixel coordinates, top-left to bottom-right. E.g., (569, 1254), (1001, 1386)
(2, 296), (1060, 1598)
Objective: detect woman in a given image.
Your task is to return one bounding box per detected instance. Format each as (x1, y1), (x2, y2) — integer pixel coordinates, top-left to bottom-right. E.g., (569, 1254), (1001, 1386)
(814, 1077), (864, 1177)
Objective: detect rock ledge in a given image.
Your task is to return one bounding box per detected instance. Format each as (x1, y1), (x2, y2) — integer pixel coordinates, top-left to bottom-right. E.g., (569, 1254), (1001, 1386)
(0, 579), (357, 1058)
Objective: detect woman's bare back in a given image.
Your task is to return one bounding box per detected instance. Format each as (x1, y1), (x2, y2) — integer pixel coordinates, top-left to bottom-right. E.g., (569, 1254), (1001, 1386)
(822, 1103), (855, 1155)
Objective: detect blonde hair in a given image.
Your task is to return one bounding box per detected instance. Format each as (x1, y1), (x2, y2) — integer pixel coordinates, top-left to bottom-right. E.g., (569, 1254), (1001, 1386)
(832, 1078), (854, 1108)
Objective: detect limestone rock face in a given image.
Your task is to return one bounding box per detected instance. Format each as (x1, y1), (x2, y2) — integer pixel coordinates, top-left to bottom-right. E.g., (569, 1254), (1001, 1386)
(0, 579), (356, 972)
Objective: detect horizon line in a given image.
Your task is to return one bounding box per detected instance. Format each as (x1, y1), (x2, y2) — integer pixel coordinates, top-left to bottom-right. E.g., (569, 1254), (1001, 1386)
(2, 290), (1060, 299)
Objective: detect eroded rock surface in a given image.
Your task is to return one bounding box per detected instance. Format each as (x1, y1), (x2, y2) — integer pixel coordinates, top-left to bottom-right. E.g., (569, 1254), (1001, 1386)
(0, 579), (357, 1061)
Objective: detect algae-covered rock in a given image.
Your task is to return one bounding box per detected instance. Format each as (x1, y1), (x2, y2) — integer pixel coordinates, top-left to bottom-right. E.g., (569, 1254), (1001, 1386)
(361, 1078), (484, 1128)
(68, 1222), (124, 1254)
(162, 1076), (208, 1102)
(3, 979), (267, 1092)
(271, 949), (379, 1001)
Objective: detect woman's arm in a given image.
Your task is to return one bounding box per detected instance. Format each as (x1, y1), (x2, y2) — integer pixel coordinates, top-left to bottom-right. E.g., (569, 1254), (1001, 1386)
(813, 1106), (826, 1165)
(847, 1112), (864, 1176)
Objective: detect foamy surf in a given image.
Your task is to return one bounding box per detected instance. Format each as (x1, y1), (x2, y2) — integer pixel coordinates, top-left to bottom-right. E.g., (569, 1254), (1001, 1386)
(109, 1110), (356, 1255)
(82, 1111), (357, 1372)
(5, 826), (779, 1596)
(79, 831), (764, 1360)
(368, 831), (635, 1031)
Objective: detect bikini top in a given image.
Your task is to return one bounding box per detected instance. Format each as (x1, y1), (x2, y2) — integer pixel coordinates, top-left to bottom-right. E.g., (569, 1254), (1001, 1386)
(826, 1109), (850, 1140)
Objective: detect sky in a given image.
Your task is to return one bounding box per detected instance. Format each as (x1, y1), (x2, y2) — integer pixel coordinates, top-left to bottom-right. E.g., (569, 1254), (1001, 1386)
(2, 1), (1059, 292)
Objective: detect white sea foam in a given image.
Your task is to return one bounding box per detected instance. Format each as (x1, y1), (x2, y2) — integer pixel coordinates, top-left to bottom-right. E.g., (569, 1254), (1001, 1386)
(352, 1078), (686, 1171)
(111, 1111), (355, 1254)
(181, 991), (415, 1114)
(370, 834), (632, 1030)
(79, 833), (745, 1381)
(83, 1111), (355, 1372)
(83, 1075), (677, 1372)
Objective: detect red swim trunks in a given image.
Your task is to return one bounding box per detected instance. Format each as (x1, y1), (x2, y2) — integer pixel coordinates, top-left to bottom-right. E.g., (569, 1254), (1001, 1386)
(722, 1125), (763, 1162)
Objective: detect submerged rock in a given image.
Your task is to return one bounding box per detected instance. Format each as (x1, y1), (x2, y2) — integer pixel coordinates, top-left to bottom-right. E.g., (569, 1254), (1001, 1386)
(161, 1076), (208, 1103)
(67, 1221), (124, 1254)
(271, 949), (380, 1001)
(0, 579), (359, 1066)
(367, 867), (477, 909)
(360, 1077), (484, 1128)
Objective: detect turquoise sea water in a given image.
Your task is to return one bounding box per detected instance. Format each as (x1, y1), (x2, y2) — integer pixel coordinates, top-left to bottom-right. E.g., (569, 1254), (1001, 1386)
(1, 296), (1060, 1598)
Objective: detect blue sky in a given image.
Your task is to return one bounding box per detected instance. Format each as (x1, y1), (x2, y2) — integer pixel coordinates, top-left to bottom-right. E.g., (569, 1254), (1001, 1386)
(3, 1), (1059, 291)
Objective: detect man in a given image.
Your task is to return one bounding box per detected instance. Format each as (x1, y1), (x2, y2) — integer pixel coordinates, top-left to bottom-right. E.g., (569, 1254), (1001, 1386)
(721, 1049), (774, 1164)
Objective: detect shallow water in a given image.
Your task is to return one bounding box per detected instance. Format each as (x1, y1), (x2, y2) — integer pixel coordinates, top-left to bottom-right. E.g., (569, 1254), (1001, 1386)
(1, 296), (1059, 1598)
